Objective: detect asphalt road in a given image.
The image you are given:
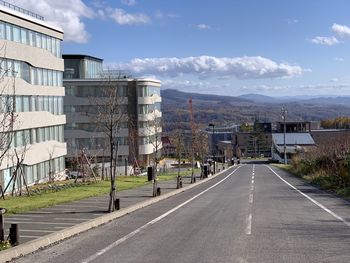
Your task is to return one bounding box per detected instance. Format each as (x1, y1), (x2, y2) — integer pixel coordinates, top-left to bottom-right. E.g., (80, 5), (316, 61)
(12, 164), (350, 263)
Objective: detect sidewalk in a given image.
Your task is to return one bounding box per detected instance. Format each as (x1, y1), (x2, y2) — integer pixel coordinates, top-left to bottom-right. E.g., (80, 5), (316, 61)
(2, 173), (201, 244)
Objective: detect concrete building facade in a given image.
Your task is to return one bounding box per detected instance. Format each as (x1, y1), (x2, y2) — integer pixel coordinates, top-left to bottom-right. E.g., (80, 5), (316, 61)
(63, 55), (162, 170)
(0, 1), (66, 190)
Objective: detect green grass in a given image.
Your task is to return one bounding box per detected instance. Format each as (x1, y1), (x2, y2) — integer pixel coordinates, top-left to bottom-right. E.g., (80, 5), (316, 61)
(0, 168), (199, 215)
(272, 163), (350, 199)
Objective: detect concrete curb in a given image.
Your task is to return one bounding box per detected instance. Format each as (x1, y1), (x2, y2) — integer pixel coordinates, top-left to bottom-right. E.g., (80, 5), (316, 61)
(0, 166), (234, 263)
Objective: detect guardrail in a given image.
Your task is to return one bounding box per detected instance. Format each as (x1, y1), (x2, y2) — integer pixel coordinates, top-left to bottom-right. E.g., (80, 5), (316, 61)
(0, 0), (44, 21)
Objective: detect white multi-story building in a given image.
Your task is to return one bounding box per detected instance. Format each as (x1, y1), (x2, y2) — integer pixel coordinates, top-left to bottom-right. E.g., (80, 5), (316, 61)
(63, 55), (162, 170)
(0, 1), (66, 190)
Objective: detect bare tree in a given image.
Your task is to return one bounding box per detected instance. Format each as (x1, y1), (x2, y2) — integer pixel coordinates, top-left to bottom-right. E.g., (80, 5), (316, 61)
(0, 44), (17, 195)
(0, 44), (16, 167)
(89, 76), (128, 212)
(170, 129), (185, 189)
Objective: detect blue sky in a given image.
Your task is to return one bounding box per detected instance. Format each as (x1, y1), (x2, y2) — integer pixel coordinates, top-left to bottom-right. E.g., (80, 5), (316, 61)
(12, 0), (350, 96)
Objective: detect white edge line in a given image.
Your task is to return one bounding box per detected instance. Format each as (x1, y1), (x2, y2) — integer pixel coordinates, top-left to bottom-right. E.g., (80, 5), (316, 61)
(81, 166), (241, 263)
(246, 213), (252, 235)
(267, 165), (350, 227)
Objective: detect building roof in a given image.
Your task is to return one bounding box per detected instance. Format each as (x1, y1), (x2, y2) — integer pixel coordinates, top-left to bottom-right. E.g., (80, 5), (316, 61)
(272, 133), (315, 145)
(62, 54), (103, 62)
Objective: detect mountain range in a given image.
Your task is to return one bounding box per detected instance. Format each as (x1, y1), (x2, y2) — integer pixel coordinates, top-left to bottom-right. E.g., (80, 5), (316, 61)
(161, 89), (350, 132)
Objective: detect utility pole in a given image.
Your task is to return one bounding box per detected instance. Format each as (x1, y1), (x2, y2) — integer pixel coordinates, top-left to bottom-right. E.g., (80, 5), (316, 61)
(281, 106), (287, 164)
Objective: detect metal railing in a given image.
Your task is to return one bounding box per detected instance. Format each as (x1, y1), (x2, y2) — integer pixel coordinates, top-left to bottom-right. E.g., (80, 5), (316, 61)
(0, 0), (44, 20)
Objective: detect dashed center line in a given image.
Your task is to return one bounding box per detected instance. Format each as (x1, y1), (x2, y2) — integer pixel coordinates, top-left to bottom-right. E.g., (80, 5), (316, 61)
(246, 164), (255, 235)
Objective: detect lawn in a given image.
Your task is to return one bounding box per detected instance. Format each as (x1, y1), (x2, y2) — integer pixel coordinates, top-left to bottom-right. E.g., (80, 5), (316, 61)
(0, 169), (199, 215)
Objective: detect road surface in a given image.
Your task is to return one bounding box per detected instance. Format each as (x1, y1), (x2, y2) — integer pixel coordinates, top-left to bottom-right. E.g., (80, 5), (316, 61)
(12, 164), (350, 263)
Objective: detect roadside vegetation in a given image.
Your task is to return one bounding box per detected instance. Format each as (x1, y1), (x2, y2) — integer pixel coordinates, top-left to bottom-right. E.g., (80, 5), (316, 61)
(274, 141), (350, 199)
(0, 169), (199, 215)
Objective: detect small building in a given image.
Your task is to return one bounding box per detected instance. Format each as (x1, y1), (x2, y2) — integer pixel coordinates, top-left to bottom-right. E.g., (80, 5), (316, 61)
(271, 133), (316, 163)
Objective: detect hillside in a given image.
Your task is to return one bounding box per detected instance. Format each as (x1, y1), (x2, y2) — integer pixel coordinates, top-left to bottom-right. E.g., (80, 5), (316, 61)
(161, 89), (350, 132)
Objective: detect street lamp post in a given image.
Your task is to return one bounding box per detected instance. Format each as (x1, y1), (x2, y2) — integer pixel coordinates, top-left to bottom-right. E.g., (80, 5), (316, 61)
(281, 107), (287, 164)
(208, 123), (215, 174)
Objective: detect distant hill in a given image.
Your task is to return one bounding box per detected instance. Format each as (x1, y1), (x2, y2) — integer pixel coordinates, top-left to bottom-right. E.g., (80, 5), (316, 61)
(161, 89), (350, 132)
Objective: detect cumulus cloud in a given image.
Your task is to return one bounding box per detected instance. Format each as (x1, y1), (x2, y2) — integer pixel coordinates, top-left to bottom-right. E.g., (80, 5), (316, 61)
(332, 23), (350, 38)
(311, 36), (339, 46)
(107, 8), (150, 25)
(109, 56), (303, 79)
(121, 0), (137, 6)
(11, 0), (93, 43)
(196, 24), (211, 30)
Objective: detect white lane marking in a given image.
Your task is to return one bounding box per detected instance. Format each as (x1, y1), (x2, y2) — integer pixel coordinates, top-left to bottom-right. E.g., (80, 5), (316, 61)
(21, 235), (41, 238)
(81, 167), (241, 263)
(250, 185), (254, 192)
(249, 193), (254, 204)
(246, 213), (252, 235)
(267, 166), (350, 228)
(251, 179), (254, 184)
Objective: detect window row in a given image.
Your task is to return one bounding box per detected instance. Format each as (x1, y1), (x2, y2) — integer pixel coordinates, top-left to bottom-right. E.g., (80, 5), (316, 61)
(16, 96), (63, 114)
(67, 136), (129, 151)
(11, 125), (64, 148)
(65, 122), (128, 132)
(0, 96), (64, 115)
(65, 85), (128, 97)
(138, 85), (160, 97)
(138, 135), (160, 145)
(0, 58), (63, 86)
(138, 104), (157, 115)
(0, 157), (65, 190)
(0, 21), (61, 57)
(64, 105), (128, 115)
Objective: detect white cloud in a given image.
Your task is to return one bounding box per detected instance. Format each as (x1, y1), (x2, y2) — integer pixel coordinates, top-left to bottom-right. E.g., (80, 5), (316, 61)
(311, 36), (339, 46)
(332, 23), (350, 38)
(11, 0), (93, 43)
(109, 56), (303, 79)
(107, 8), (150, 25)
(196, 24), (211, 30)
(287, 19), (298, 25)
(334, 57), (344, 62)
(121, 0), (137, 6)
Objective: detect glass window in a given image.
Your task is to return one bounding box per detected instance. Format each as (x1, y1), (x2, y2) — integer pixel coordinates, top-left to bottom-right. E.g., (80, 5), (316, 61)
(48, 70), (52, 86)
(53, 70), (57, 86)
(6, 60), (13, 77)
(37, 68), (42, 85)
(20, 28), (27, 44)
(23, 96), (30, 112)
(15, 97), (22, 112)
(47, 36), (51, 52)
(41, 34), (47, 49)
(5, 23), (12, 41)
(13, 26), (20, 42)
(29, 30), (35, 46)
(0, 22), (4, 39)
(56, 39), (61, 57)
(43, 69), (48, 86)
(30, 96), (36, 111)
(35, 32), (41, 48)
(13, 61), (21, 78)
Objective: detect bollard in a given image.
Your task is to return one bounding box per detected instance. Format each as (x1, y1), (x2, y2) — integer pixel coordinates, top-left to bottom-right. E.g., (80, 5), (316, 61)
(157, 187), (161, 196)
(9, 223), (19, 246)
(0, 208), (5, 242)
(114, 198), (120, 210)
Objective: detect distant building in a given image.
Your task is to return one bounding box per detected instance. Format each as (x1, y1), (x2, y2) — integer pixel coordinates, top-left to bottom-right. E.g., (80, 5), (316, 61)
(0, 1), (66, 190)
(63, 55), (162, 169)
(271, 133), (316, 162)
